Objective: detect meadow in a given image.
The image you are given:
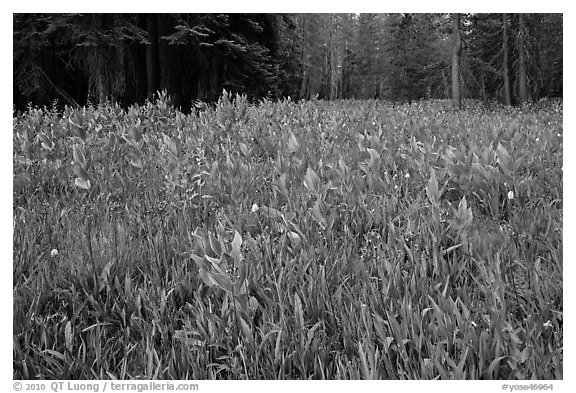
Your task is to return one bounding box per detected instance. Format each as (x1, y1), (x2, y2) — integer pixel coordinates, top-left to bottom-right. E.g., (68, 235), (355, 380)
(13, 92), (563, 379)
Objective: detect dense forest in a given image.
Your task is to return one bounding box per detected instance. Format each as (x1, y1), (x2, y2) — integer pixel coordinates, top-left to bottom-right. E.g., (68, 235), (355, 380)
(13, 13), (562, 111)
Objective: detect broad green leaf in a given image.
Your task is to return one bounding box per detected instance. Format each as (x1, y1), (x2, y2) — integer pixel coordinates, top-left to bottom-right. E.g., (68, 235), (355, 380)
(458, 195), (468, 211)
(519, 346), (530, 364)
(198, 267), (218, 288)
(122, 133), (137, 148)
(310, 200), (327, 228)
(358, 342), (370, 380)
(72, 163), (90, 181)
(210, 270), (233, 293)
(248, 296), (260, 311)
(234, 264), (248, 293)
(426, 168), (440, 204)
(127, 125), (141, 142)
(191, 230), (206, 254)
(259, 206), (283, 220)
(338, 156), (349, 178)
(204, 254), (225, 275)
(207, 231), (222, 257)
(303, 167), (319, 194)
(278, 173), (289, 198)
(173, 330), (204, 347)
(274, 329), (282, 365)
(72, 144), (86, 167)
(366, 148), (380, 168)
(496, 143), (512, 177)
(305, 321), (323, 353)
(294, 293), (304, 330)
(433, 357), (450, 380)
(39, 133), (54, 150)
(238, 314), (252, 338)
(458, 196), (473, 225)
(287, 131), (299, 153)
(287, 231), (301, 247)
(287, 221), (306, 243)
(130, 156), (143, 169)
(64, 321), (73, 352)
(72, 125), (87, 140)
(74, 177), (90, 190)
(239, 142), (250, 157)
(190, 253), (208, 270)
(231, 230), (242, 266)
(210, 161), (219, 178)
(168, 138), (179, 157)
(225, 154), (234, 170)
(514, 156), (523, 173)
(487, 356), (508, 378)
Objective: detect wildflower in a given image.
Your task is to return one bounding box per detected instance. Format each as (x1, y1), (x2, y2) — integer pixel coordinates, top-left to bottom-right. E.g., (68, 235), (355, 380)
(507, 190), (514, 200)
(251, 203), (259, 213)
(535, 137), (540, 142)
(50, 249), (59, 257)
(405, 172), (410, 179)
(543, 320), (553, 329)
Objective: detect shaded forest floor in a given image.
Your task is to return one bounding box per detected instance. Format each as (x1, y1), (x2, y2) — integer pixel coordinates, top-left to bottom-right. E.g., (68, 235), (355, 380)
(13, 96), (562, 379)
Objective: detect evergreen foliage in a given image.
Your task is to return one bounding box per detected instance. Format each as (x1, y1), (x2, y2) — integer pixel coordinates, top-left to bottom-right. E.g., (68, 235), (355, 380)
(13, 13), (563, 110)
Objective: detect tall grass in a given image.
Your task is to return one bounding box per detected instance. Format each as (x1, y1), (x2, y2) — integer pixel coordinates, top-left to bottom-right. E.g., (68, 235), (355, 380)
(13, 93), (562, 379)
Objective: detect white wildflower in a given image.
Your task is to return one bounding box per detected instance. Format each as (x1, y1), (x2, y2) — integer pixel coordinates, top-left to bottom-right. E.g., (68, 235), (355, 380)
(50, 249), (59, 257)
(507, 190), (514, 200)
(535, 137), (540, 142)
(251, 203), (259, 213)
(405, 172), (410, 179)
(543, 320), (553, 329)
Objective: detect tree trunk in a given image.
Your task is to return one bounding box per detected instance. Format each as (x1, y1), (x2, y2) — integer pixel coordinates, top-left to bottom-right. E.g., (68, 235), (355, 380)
(135, 15), (149, 102)
(98, 70), (106, 104)
(299, 15), (308, 100)
(442, 68), (450, 98)
(533, 31), (541, 100)
(146, 14), (160, 100)
(91, 14), (112, 105)
(502, 14), (512, 106)
(480, 66), (488, 105)
(329, 15), (335, 100)
(329, 15), (343, 100)
(451, 13), (462, 110)
(518, 13), (528, 104)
